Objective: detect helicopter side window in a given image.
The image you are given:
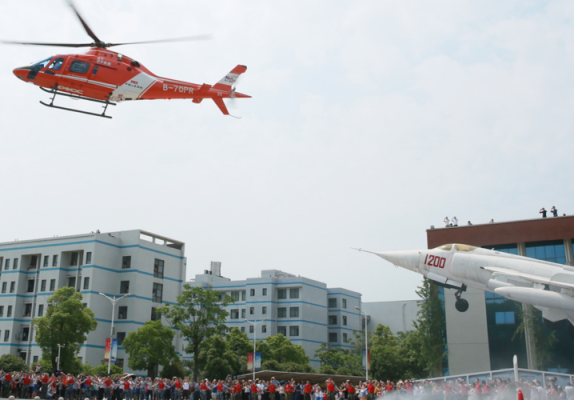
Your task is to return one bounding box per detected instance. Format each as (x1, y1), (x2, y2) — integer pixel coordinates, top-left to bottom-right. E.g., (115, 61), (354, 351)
(69, 60), (90, 74)
(32, 57), (53, 69)
(48, 57), (64, 71)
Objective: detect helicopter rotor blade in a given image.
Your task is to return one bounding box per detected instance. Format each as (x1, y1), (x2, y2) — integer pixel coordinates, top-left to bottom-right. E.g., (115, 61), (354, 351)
(1, 40), (94, 48)
(106, 34), (213, 47)
(66, 0), (103, 45)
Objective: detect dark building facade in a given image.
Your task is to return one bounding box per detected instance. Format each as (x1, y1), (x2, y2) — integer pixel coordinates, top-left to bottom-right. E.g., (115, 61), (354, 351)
(427, 215), (574, 374)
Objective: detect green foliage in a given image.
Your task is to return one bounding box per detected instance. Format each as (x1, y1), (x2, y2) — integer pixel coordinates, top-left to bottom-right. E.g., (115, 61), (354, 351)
(122, 320), (178, 377)
(198, 334), (238, 379)
(397, 330), (425, 378)
(314, 343), (362, 376)
(413, 278), (447, 377)
(32, 287), (98, 371)
(317, 364), (336, 374)
(157, 285), (234, 380)
(91, 362), (123, 376)
(226, 327), (251, 359)
(160, 362), (187, 379)
(513, 304), (557, 369)
(257, 334), (309, 365)
(0, 354), (28, 372)
(37, 358), (54, 374)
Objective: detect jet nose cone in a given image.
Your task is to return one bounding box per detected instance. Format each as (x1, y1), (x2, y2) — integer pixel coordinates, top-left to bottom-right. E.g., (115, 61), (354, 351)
(374, 250), (420, 272)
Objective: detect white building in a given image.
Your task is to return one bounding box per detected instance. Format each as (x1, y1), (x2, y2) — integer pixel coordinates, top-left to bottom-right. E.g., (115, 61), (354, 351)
(0, 229), (186, 373)
(188, 265), (363, 369)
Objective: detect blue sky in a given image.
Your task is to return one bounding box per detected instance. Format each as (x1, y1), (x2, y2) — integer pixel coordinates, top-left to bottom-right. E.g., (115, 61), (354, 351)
(0, 0), (572, 302)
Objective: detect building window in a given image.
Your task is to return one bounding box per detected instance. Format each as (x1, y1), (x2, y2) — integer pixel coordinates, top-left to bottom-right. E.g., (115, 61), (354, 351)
(278, 326), (286, 336)
(0, 306), (3, 317)
(278, 289), (287, 299)
(262, 307), (267, 315)
(116, 358), (124, 368)
(83, 277), (90, 290)
(241, 309), (246, 319)
(290, 307), (299, 318)
(85, 252), (92, 264)
(68, 277), (76, 289)
(7, 306), (12, 317)
(289, 326), (299, 336)
(278, 307), (287, 318)
(231, 291), (240, 301)
(154, 259), (164, 278)
(33, 356), (38, 363)
(37, 304), (44, 317)
(241, 291), (246, 301)
(262, 288), (267, 296)
(230, 309), (239, 319)
(22, 327), (29, 341)
(343, 316), (347, 326)
(328, 332), (338, 343)
(1, 282), (6, 293)
(82, 303), (87, 308)
(120, 281), (130, 294)
(40, 280), (46, 292)
(152, 283), (163, 303)
(250, 289), (255, 296)
(122, 256), (131, 269)
(4, 259), (9, 270)
(249, 307), (254, 315)
(525, 240), (567, 264)
(43, 256), (49, 267)
(13, 258), (18, 269)
(290, 288), (299, 299)
(342, 299), (347, 309)
(495, 311), (515, 325)
(52, 255), (58, 267)
(328, 298), (337, 308)
(262, 325), (267, 333)
(249, 325), (254, 333)
(328, 315), (338, 325)
(241, 327), (245, 333)
(9, 282), (15, 293)
(4, 330), (9, 342)
(343, 333), (348, 343)
(117, 332), (126, 346)
(49, 279), (56, 291)
(118, 306), (127, 320)
(24, 304), (32, 317)
(151, 307), (158, 321)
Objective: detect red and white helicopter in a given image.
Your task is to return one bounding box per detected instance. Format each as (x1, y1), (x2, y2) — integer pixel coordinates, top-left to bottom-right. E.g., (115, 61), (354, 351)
(3, 1), (251, 119)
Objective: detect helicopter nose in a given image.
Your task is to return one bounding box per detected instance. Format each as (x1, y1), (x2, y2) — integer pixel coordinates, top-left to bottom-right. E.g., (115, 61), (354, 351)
(13, 67), (30, 81)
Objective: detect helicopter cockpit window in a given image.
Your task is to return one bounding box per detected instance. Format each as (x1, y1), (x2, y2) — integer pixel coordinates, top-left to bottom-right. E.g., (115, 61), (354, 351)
(454, 244), (478, 252)
(32, 57), (52, 69)
(69, 60), (90, 74)
(435, 244), (453, 251)
(48, 57), (64, 71)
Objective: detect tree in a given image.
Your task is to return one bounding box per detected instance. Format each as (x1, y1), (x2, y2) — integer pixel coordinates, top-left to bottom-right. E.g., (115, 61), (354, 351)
(122, 320), (178, 377)
(396, 330), (425, 378)
(198, 334), (238, 379)
(92, 362), (123, 376)
(314, 343), (362, 376)
(413, 278), (447, 377)
(32, 287), (98, 371)
(0, 354), (28, 372)
(369, 324), (404, 381)
(513, 304), (557, 369)
(256, 334), (312, 372)
(160, 362), (187, 379)
(225, 327), (251, 375)
(157, 285), (234, 380)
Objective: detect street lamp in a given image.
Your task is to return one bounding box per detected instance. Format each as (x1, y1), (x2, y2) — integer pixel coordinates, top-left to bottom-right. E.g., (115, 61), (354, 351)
(99, 292), (131, 374)
(57, 344), (65, 370)
(355, 306), (369, 381)
(243, 317), (270, 382)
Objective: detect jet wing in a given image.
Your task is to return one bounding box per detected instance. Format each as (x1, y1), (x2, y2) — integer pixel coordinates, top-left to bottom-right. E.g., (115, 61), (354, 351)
(482, 266), (574, 290)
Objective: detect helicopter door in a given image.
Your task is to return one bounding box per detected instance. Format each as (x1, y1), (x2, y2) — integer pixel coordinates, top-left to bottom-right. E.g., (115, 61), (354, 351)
(61, 60), (91, 93)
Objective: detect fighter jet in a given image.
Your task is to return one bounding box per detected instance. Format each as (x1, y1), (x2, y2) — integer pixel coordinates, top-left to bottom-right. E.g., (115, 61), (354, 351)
(355, 243), (574, 333)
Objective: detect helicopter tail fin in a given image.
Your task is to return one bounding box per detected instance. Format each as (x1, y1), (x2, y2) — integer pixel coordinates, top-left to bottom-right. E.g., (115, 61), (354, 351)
(212, 97), (229, 116)
(213, 65), (247, 91)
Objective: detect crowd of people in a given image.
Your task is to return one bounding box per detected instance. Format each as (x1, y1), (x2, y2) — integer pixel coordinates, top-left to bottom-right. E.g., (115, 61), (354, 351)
(1, 371), (573, 400)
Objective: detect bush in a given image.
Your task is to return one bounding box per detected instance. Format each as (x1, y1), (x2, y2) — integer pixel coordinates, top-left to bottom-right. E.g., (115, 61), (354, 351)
(0, 354), (28, 372)
(160, 362), (187, 379)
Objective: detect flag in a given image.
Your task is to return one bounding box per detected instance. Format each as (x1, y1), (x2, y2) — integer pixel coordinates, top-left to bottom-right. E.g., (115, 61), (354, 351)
(362, 349), (370, 370)
(104, 338), (111, 362)
(111, 338), (118, 363)
(247, 353), (254, 371)
(254, 352), (261, 372)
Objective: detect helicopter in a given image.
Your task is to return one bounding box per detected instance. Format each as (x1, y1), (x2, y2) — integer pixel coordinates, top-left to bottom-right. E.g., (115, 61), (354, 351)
(3, 1), (251, 119)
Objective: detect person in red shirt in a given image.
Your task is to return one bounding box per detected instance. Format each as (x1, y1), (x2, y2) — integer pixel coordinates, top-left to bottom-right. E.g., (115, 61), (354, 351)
(268, 381), (276, 400)
(326, 379), (336, 400)
(366, 380), (375, 400)
(285, 381), (293, 400)
(234, 381), (242, 400)
(346, 381), (355, 400)
(303, 381), (312, 400)
(22, 374), (31, 399)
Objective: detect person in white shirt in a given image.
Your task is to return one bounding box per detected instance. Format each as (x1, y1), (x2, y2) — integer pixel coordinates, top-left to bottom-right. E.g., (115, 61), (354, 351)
(564, 383), (574, 400)
(444, 217), (450, 227)
(452, 217), (458, 227)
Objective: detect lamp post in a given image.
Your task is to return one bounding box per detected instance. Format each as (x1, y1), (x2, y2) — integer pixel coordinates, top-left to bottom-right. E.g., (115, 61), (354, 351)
(57, 344), (65, 370)
(243, 317), (269, 382)
(355, 306), (368, 381)
(99, 292), (131, 374)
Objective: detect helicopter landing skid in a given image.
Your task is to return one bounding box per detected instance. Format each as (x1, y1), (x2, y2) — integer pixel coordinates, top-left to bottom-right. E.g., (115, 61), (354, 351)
(40, 85), (116, 119)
